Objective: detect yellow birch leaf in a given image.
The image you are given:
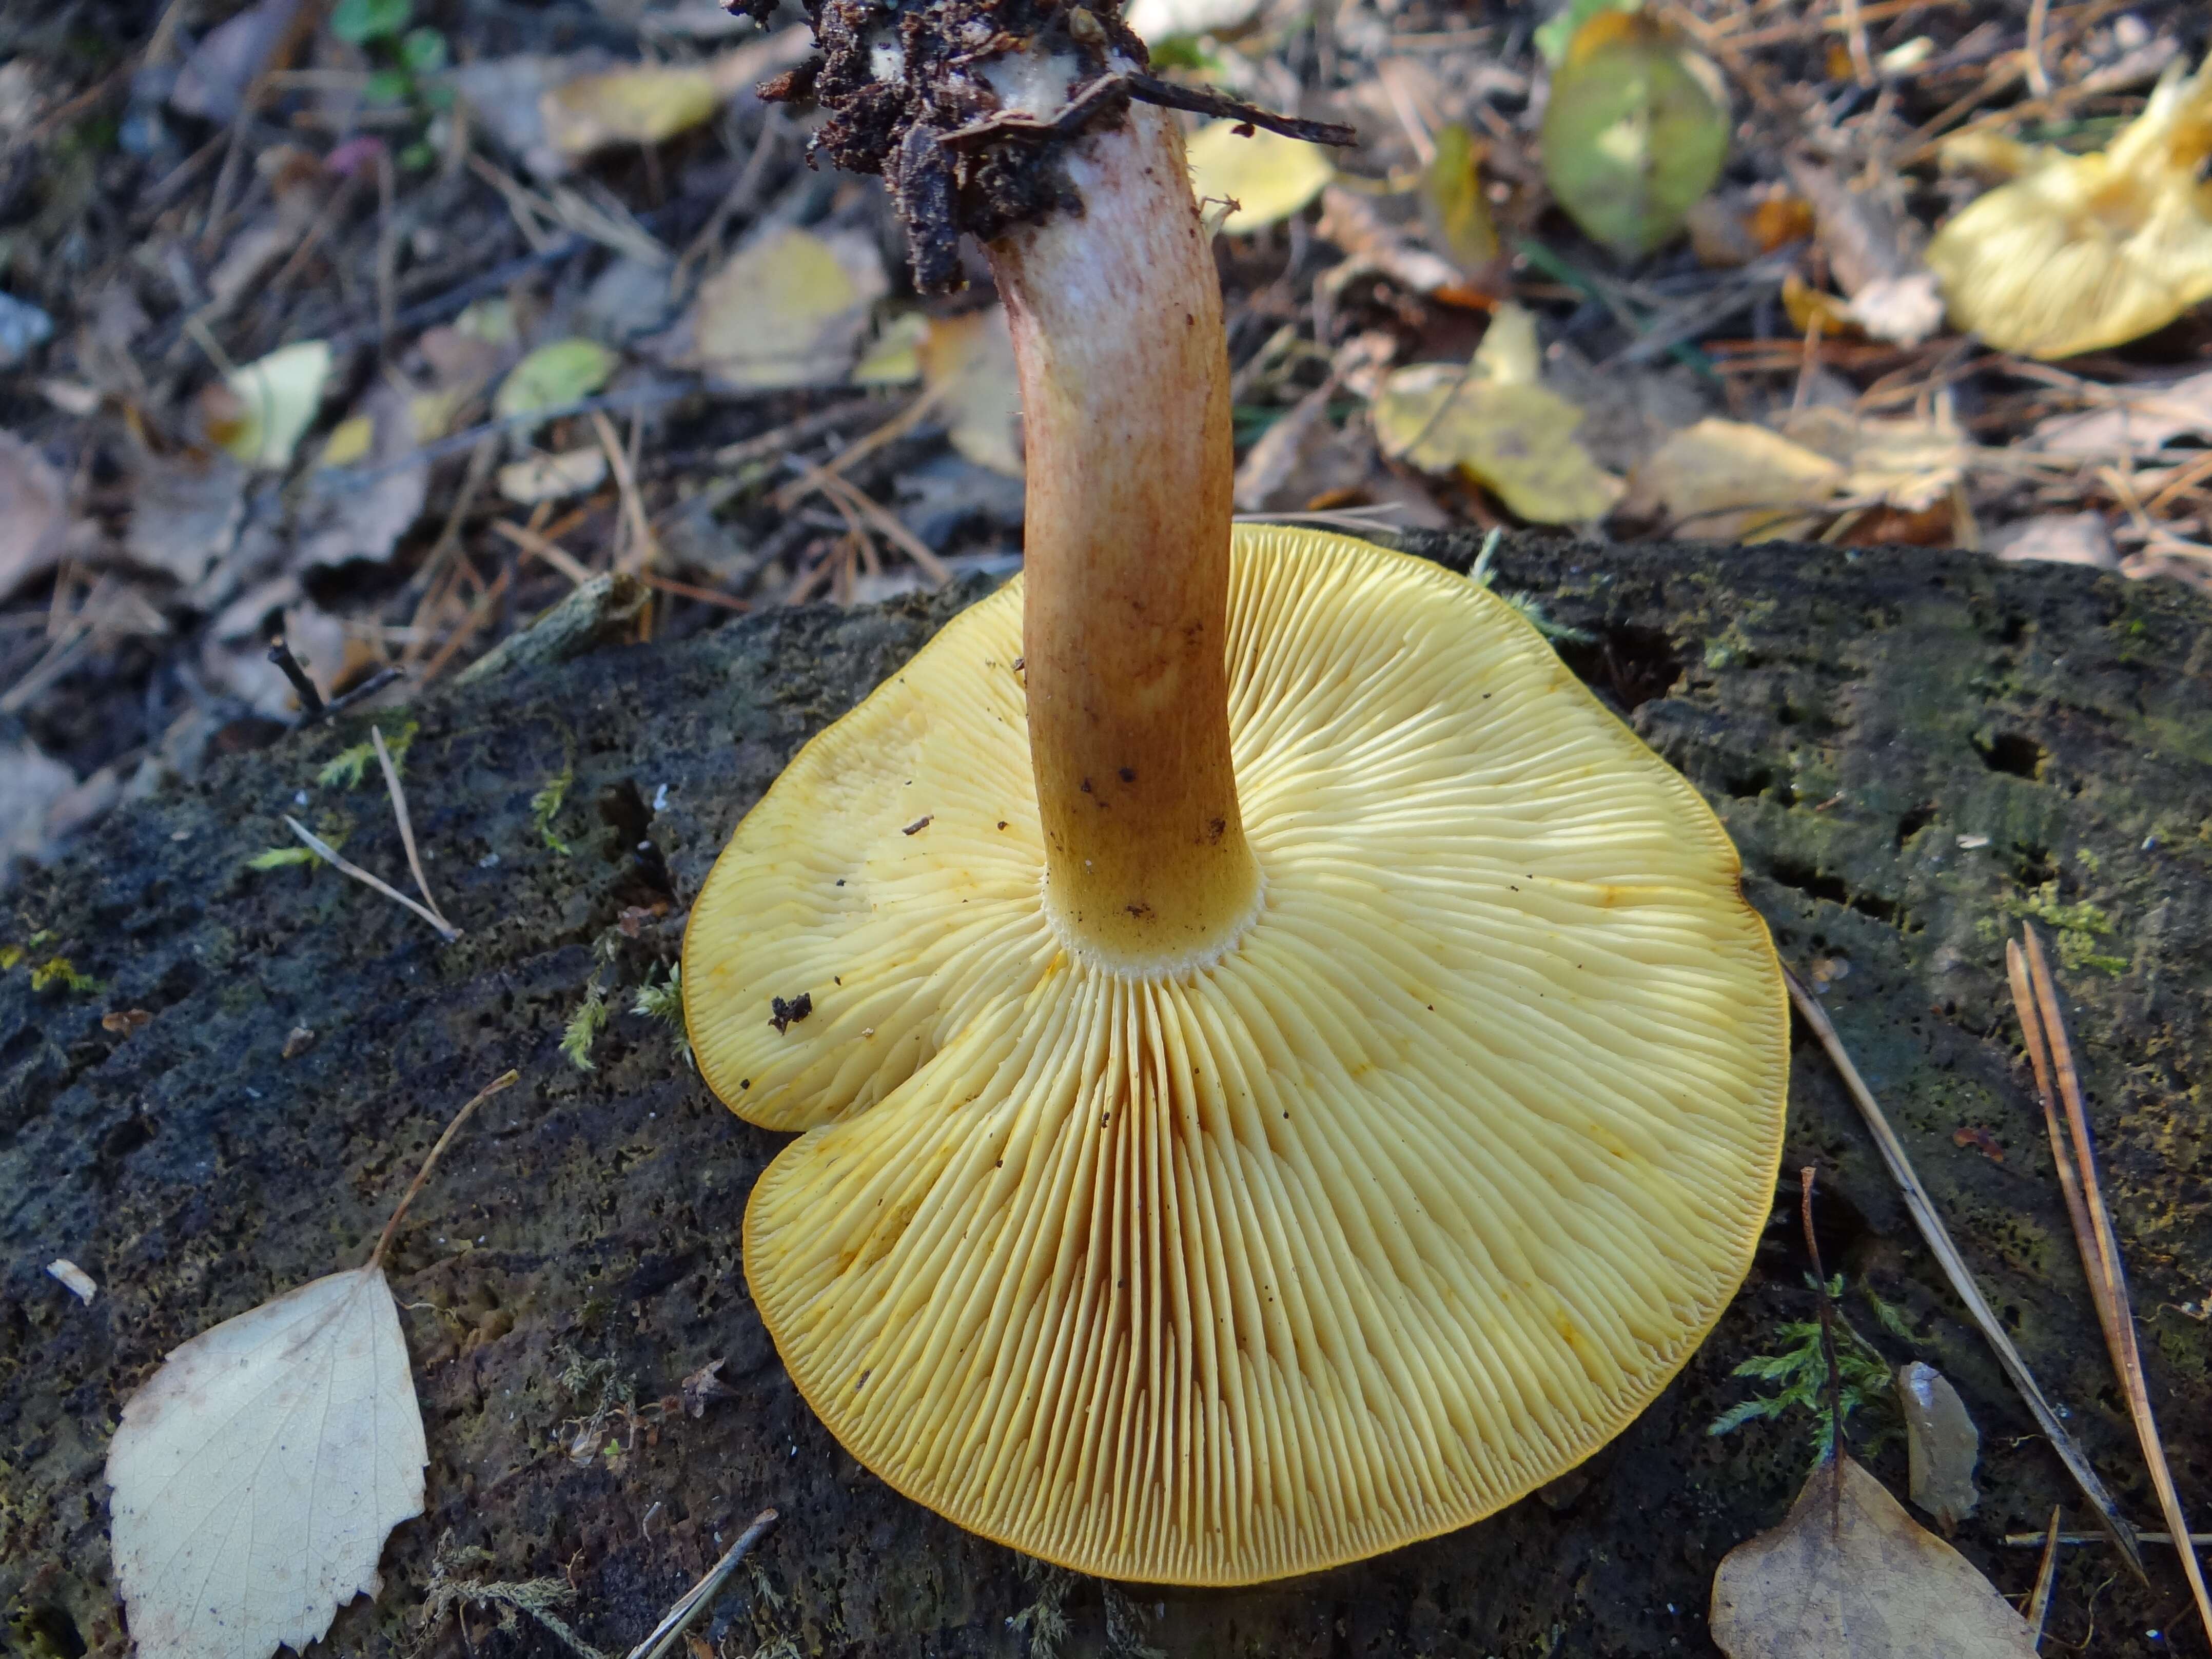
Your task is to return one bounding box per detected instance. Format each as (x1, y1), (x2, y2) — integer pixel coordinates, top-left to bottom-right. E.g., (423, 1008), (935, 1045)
(1373, 362), (1623, 523)
(676, 226), (888, 391)
(494, 338), (618, 421)
(1186, 121), (1335, 235)
(1421, 123), (1500, 273)
(541, 64), (722, 157)
(211, 340), (334, 471)
(918, 306), (1023, 478)
(1626, 417), (1842, 540)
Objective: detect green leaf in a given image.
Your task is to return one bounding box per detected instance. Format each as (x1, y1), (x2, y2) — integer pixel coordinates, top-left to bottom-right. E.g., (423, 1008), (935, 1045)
(363, 67), (412, 105)
(1540, 10), (1728, 257)
(1420, 123), (1500, 274)
(495, 340), (619, 423)
(399, 26), (448, 72)
(1534, 0), (1639, 66)
(331, 0), (413, 45)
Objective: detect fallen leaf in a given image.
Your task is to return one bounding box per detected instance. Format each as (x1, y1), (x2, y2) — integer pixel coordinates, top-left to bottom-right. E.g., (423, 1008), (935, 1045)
(853, 312), (930, 385)
(103, 1008), (154, 1035)
(0, 432), (69, 599)
(0, 741), (76, 886)
(667, 226), (887, 391)
(207, 340), (335, 471)
(494, 337), (618, 421)
(540, 63), (722, 157)
(1473, 299), (1541, 387)
(46, 1258), (99, 1304)
(1186, 121), (1336, 236)
(1785, 402), (1967, 513)
(296, 381), (434, 569)
(1315, 186), (1473, 302)
(107, 1072), (518, 1659)
(1845, 273), (1945, 347)
(1896, 1361), (1982, 1532)
(2032, 368), (2212, 457)
(1125, 0), (1264, 42)
(107, 1268), (427, 1659)
(1711, 1454), (2038, 1658)
(498, 446), (609, 504)
(1950, 1124), (2006, 1163)
(125, 451), (248, 584)
(170, 0), (307, 124)
(1927, 49), (2212, 358)
(917, 306), (1023, 478)
(1541, 9), (1729, 258)
(1625, 417), (1842, 540)
(1234, 383), (1376, 513)
(1989, 513), (2116, 569)
(1534, 0), (1639, 65)
(1419, 123), (1500, 275)
(1372, 361), (1623, 523)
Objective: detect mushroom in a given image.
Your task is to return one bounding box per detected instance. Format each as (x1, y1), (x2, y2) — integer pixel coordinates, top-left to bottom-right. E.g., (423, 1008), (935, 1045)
(685, 0), (1786, 1586)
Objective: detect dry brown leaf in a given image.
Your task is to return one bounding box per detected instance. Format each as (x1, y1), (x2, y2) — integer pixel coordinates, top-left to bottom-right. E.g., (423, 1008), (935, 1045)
(1990, 513), (2116, 569)
(1927, 49), (2212, 358)
(2033, 368), (2212, 457)
(1897, 1361), (1980, 1530)
(1784, 403), (1967, 513)
(0, 432), (69, 599)
(1625, 418), (1841, 540)
(1711, 1455), (2039, 1659)
(107, 1267), (427, 1659)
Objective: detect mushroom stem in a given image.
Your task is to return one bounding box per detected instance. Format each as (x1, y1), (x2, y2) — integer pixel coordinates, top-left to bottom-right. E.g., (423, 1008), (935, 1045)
(986, 103), (1259, 970)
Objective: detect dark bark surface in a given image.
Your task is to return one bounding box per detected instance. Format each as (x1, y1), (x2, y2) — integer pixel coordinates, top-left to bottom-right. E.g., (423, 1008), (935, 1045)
(5, 534), (2209, 1659)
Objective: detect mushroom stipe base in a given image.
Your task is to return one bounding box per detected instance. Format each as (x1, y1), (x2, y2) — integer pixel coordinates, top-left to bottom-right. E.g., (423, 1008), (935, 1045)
(683, 525), (1790, 1586)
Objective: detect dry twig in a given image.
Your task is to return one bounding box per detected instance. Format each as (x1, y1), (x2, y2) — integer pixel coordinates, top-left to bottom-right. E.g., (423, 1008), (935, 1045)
(1783, 966), (2144, 1576)
(2008, 927), (2212, 1646)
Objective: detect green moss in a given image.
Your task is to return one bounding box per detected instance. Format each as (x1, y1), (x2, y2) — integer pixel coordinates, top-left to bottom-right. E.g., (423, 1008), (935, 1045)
(27, 958), (99, 994)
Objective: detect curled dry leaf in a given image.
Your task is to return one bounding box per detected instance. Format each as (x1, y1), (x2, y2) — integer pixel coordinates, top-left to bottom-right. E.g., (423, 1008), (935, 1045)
(1711, 1454), (2038, 1659)
(499, 446), (610, 505)
(1186, 121), (1335, 236)
(1784, 402), (1968, 513)
(1927, 49), (2212, 359)
(1897, 1361), (1981, 1530)
(107, 1267), (428, 1659)
(1541, 9), (1729, 258)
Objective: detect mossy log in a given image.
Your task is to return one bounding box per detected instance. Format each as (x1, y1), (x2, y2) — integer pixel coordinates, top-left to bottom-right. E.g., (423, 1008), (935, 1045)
(5, 533), (2209, 1658)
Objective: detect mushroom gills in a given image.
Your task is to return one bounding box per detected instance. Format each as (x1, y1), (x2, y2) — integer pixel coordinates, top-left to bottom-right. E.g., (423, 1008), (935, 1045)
(684, 525), (1788, 1586)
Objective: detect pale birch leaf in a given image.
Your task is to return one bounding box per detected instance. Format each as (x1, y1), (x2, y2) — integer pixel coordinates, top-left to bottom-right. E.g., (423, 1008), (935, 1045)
(1711, 1455), (2037, 1659)
(107, 1265), (427, 1659)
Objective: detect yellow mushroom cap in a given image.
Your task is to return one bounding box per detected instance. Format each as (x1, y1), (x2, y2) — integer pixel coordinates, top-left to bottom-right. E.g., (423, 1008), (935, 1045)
(682, 526), (1787, 1585)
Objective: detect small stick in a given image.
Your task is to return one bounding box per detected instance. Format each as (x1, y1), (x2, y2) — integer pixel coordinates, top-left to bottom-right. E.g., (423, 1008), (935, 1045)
(592, 409), (659, 574)
(493, 518), (595, 587)
(267, 637), (327, 718)
(322, 667), (405, 720)
(2027, 1507), (2062, 1646)
(1800, 1167), (1847, 1458)
(2017, 925), (2212, 1645)
(1784, 966), (2145, 1576)
(366, 1070), (521, 1271)
(1839, 0), (1876, 87)
(373, 727), (451, 934)
(285, 815), (461, 943)
(2023, 0), (2053, 96)
(622, 1509), (781, 1659)
(2006, 1532), (2212, 1549)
